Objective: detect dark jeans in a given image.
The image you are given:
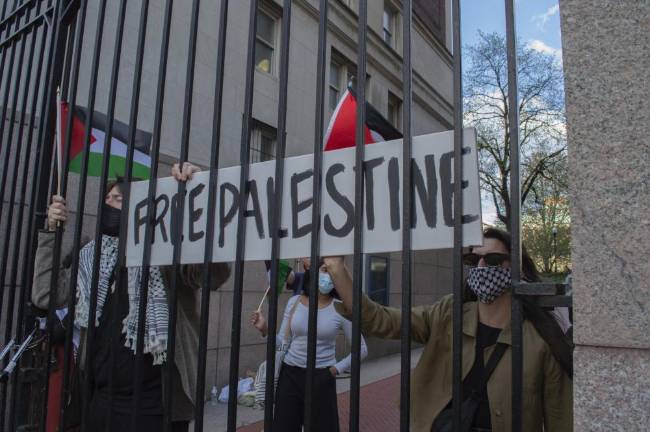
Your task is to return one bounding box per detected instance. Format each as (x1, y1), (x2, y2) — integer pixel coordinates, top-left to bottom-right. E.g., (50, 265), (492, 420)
(273, 363), (339, 432)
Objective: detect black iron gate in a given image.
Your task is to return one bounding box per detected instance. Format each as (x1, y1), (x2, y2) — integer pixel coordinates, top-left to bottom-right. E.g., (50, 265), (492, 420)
(0, 0), (571, 431)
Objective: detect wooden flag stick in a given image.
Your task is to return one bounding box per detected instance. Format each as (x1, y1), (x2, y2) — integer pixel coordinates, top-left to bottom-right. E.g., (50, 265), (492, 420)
(55, 87), (62, 195)
(257, 286), (271, 312)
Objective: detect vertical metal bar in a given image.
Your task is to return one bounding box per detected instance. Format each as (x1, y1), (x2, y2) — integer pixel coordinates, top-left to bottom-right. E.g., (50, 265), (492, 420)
(59, 3), (76, 100)
(65, 0), (108, 429)
(36, 0), (77, 428)
(504, 0), (522, 431)
(0, 1), (37, 420)
(127, 0), (173, 429)
(193, 1), (229, 430)
(160, 0), (202, 430)
(399, 1), (413, 431)
(349, 1), (367, 431)
(8, 8), (49, 429)
(0, 3), (33, 428)
(105, 1), (148, 432)
(226, 0), (259, 429)
(0, 1), (22, 223)
(0, 1), (19, 136)
(0, 0), (31, 331)
(262, 0), (292, 430)
(44, 3), (86, 430)
(303, 0), (327, 430)
(82, 3), (128, 430)
(16, 0), (57, 352)
(451, 0), (464, 430)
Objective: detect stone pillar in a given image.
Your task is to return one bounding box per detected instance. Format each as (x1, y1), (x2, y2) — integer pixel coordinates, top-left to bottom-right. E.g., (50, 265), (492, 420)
(559, 1), (650, 430)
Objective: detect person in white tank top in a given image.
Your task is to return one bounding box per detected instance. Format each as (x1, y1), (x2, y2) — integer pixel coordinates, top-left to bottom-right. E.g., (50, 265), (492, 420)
(250, 260), (367, 432)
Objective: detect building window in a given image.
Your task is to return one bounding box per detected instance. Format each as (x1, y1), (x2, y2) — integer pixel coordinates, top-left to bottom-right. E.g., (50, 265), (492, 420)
(255, 7), (278, 75)
(250, 121), (276, 163)
(329, 62), (342, 111)
(329, 50), (360, 111)
(366, 256), (389, 306)
(383, 2), (398, 48)
(338, 0), (357, 11)
(387, 92), (402, 131)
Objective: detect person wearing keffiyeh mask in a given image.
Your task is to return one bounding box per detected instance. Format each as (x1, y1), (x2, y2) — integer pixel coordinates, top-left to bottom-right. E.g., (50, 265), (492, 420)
(32, 163), (231, 432)
(328, 228), (573, 432)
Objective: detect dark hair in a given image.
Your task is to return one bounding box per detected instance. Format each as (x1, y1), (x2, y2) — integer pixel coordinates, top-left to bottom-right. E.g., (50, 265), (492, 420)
(465, 228), (573, 378)
(106, 176), (142, 196)
(105, 176), (126, 195)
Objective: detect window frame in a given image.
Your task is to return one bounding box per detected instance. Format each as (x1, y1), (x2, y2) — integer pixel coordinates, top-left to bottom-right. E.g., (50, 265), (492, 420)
(255, 3), (281, 76)
(329, 49), (366, 113)
(387, 91), (402, 131)
(329, 60), (342, 112)
(365, 255), (390, 306)
(383, 1), (400, 49)
(250, 120), (277, 163)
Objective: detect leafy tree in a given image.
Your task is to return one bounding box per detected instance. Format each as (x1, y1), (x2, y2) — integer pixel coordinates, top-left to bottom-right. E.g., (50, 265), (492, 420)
(464, 31), (567, 230)
(522, 156), (571, 274)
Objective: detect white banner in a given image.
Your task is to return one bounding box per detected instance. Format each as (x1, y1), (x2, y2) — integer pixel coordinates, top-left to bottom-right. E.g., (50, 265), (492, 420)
(126, 129), (483, 266)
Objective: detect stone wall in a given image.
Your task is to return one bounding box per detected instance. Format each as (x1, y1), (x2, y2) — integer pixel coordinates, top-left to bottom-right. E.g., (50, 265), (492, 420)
(559, 1), (650, 430)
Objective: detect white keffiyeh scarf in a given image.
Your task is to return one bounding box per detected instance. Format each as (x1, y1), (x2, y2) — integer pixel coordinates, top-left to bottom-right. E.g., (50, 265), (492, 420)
(75, 235), (168, 365)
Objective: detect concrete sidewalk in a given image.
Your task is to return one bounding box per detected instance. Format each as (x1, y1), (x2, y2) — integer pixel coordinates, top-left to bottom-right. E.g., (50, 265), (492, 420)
(196, 347), (423, 431)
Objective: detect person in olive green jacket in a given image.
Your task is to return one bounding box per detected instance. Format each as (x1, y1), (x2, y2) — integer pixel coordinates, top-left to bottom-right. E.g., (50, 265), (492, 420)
(32, 163), (230, 431)
(328, 228), (573, 432)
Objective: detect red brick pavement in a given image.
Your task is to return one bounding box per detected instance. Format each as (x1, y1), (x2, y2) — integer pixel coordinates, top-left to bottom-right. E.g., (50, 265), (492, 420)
(237, 373), (401, 432)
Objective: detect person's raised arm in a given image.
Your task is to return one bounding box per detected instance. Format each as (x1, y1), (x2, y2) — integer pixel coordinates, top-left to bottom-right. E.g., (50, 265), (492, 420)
(32, 195), (71, 310)
(323, 257), (352, 313)
(325, 256), (438, 344)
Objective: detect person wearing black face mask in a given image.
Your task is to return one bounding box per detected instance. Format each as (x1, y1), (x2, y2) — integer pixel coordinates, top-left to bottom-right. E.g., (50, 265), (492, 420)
(100, 202), (122, 237)
(32, 166), (232, 432)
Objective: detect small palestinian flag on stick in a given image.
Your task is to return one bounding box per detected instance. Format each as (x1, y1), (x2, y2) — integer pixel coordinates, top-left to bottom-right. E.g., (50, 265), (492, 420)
(56, 101), (153, 180)
(324, 88), (402, 151)
(257, 259), (293, 311)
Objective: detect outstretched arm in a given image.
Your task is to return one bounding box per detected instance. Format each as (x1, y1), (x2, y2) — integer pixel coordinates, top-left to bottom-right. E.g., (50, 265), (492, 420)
(325, 256), (439, 344)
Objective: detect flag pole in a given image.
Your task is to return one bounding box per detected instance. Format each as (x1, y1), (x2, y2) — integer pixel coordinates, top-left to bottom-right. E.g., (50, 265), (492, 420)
(257, 286), (270, 312)
(55, 87), (62, 195)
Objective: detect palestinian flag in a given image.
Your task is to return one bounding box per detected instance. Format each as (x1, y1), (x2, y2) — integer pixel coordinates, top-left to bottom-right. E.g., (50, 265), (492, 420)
(324, 89), (402, 151)
(264, 259), (292, 295)
(58, 102), (152, 179)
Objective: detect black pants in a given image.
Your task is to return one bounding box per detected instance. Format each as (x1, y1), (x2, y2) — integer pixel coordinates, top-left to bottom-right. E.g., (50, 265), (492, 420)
(273, 363), (339, 432)
(86, 394), (189, 432)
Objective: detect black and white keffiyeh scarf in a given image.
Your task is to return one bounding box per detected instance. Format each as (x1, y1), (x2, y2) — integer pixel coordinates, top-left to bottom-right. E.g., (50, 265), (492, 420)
(76, 235), (168, 365)
(467, 266), (512, 304)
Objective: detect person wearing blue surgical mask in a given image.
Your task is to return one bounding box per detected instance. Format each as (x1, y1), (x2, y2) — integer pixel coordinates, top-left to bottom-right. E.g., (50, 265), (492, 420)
(250, 260), (368, 432)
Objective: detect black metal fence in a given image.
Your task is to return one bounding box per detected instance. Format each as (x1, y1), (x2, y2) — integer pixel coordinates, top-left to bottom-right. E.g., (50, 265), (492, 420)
(0, 0), (571, 431)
